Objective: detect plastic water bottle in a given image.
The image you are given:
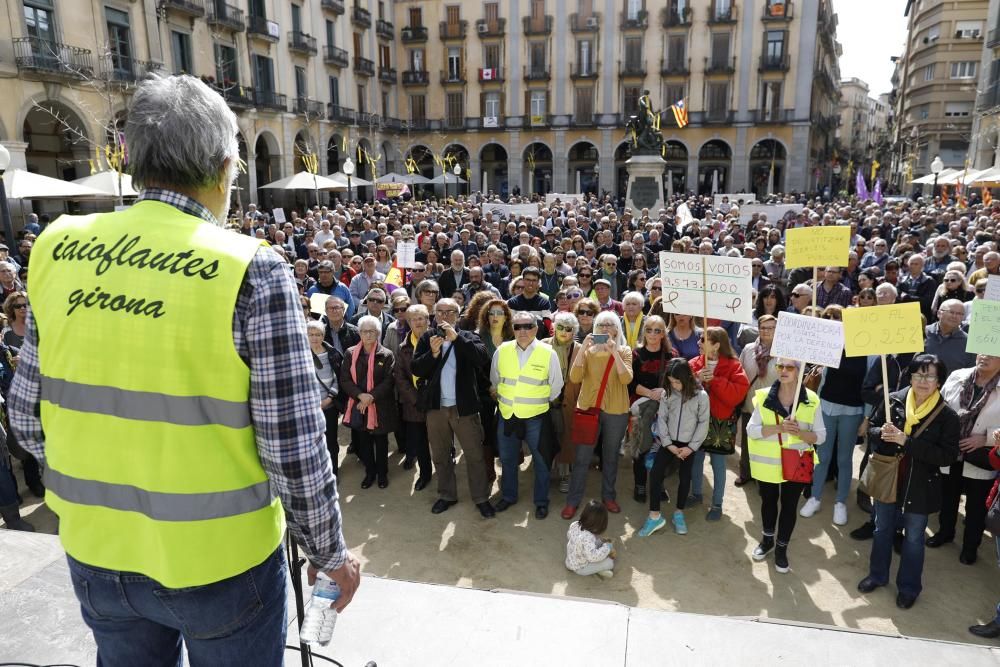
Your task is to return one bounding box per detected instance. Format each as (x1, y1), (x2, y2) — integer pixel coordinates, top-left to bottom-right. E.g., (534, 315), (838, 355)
(300, 573), (340, 647)
(645, 450), (656, 470)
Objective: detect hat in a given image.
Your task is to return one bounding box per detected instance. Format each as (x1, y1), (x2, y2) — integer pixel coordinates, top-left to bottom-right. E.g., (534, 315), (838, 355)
(350, 230), (361, 236)
(594, 278), (612, 288)
(317, 260), (334, 271)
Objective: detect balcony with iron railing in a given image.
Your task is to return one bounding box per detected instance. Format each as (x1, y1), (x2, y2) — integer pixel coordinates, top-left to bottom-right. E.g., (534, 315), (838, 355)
(357, 112), (380, 127)
(759, 52), (790, 71)
(294, 97), (324, 116)
(402, 69), (429, 85)
(321, 0), (345, 14)
(159, 0), (205, 18)
(988, 25), (1000, 47)
(376, 19), (394, 39)
(571, 113), (595, 127)
(406, 118), (430, 131)
(247, 15), (280, 42)
(619, 59), (647, 77)
(704, 109), (734, 124)
(705, 56), (736, 74)
(445, 115), (465, 129)
(570, 61), (599, 79)
(478, 66), (503, 82)
(475, 18), (506, 37)
(288, 31), (317, 55)
(351, 5), (371, 28)
(439, 20), (467, 40)
(215, 84), (255, 109)
(353, 56), (375, 76)
(523, 65), (550, 81)
(379, 66), (397, 83)
(255, 89), (287, 112)
(661, 57), (689, 76)
(328, 103), (355, 123)
(662, 6), (694, 27)
(522, 15), (553, 35)
(401, 25), (428, 42)
(708, 2), (738, 24)
(751, 108), (795, 123)
(206, 3), (245, 31)
(441, 68), (466, 84)
(569, 12), (601, 32)
(762, 1), (792, 21)
(99, 53), (162, 84)
(13, 37), (94, 79)
(383, 117), (402, 131)
(324, 45), (349, 67)
(620, 9), (648, 29)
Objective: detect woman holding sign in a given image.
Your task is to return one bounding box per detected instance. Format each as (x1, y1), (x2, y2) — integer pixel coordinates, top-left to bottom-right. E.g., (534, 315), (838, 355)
(688, 328), (750, 521)
(857, 355), (960, 610)
(747, 358), (824, 573)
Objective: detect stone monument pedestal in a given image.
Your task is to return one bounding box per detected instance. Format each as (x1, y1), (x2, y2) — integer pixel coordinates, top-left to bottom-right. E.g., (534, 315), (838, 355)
(625, 154), (666, 216)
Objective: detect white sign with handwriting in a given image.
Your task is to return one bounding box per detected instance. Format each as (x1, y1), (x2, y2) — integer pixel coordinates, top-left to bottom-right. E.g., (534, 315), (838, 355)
(771, 311), (844, 368)
(658, 252), (753, 324)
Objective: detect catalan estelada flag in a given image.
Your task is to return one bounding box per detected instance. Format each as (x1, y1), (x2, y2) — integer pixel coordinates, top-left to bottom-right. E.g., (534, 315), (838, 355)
(670, 99), (688, 129)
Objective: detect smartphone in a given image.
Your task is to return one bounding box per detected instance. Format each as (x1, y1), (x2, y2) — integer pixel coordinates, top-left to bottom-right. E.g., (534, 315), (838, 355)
(592, 333), (609, 344)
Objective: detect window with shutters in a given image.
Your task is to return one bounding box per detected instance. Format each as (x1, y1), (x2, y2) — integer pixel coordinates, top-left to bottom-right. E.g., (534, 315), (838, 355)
(626, 0), (642, 21)
(944, 101), (973, 117)
(574, 87), (593, 123)
(326, 20), (335, 47)
(378, 1), (385, 20)
(710, 33), (729, 68)
(664, 83), (685, 106)
(924, 64), (934, 81)
(329, 76), (340, 105)
(291, 3), (302, 33)
(955, 20), (983, 39)
(353, 32), (362, 57)
(409, 48), (424, 71)
(484, 44), (501, 69)
(530, 42), (546, 74)
(295, 66), (307, 99)
(765, 30), (784, 59)
(214, 43), (238, 85)
(485, 2), (499, 24)
(379, 44), (391, 68)
(382, 91), (389, 117)
(446, 92), (464, 126)
(531, 0), (545, 20)
(707, 81), (728, 119)
(667, 35), (685, 69)
(579, 0), (593, 17)
(577, 40), (593, 73)
(761, 81), (781, 118)
(446, 5), (460, 25)
(171, 31), (192, 74)
(252, 54), (275, 93)
(624, 37), (642, 69)
(410, 95), (426, 121)
(483, 92), (500, 118)
(623, 85), (641, 114)
(357, 83), (366, 113)
(447, 46), (461, 79)
(985, 60), (1000, 108)
(409, 8), (422, 27)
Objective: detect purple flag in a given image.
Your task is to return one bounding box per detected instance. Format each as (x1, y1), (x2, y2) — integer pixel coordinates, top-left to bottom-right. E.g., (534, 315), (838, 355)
(856, 169), (869, 201)
(873, 178), (883, 205)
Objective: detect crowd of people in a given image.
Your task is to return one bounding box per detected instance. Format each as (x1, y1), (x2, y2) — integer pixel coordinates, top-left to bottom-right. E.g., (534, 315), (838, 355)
(6, 182), (1000, 636)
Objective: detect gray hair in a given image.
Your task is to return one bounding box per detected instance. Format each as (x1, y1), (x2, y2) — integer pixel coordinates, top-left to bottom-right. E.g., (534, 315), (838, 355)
(593, 310), (626, 347)
(126, 74), (239, 192)
(415, 279), (440, 300)
(621, 291), (644, 306)
(306, 320), (326, 334)
(553, 311), (579, 334)
(511, 310), (535, 324)
(357, 315), (382, 334)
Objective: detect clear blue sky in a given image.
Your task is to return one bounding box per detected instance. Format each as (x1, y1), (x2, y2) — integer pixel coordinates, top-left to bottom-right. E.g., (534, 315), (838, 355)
(834, 0), (909, 97)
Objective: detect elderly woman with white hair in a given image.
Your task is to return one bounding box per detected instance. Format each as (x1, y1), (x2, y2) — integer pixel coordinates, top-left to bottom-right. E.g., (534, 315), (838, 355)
(340, 315), (398, 489)
(544, 311), (583, 492)
(561, 311), (634, 519)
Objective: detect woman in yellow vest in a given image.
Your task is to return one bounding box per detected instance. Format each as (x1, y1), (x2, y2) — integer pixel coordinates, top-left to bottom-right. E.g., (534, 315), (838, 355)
(747, 358), (826, 574)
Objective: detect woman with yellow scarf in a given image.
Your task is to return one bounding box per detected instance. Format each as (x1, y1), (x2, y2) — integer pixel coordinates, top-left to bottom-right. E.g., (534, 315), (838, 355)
(857, 354), (960, 610)
(393, 304), (433, 492)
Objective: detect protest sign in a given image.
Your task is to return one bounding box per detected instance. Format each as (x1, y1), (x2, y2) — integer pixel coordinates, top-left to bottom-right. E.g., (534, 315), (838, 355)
(784, 226), (851, 269)
(396, 241), (417, 268)
(376, 182), (409, 200)
(713, 193), (756, 209)
(842, 302), (924, 357)
(544, 193), (584, 206)
(481, 203), (539, 220)
(771, 312), (844, 368)
(967, 299), (1000, 356)
(737, 203), (803, 226)
(271, 208), (286, 223)
(309, 293), (329, 315)
(986, 275), (1000, 302)
(658, 252), (753, 324)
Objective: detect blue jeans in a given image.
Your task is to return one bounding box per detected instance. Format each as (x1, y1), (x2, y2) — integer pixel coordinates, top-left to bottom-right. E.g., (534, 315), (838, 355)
(869, 500), (928, 598)
(67, 546), (288, 666)
(498, 414), (549, 507)
(691, 449), (727, 508)
(811, 410), (864, 504)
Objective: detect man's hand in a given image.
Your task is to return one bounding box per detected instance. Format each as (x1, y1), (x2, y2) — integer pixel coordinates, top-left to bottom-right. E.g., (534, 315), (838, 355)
(307, 551), (361, 613)
(429, 335), (444, 357)
(439, 322), (458, 342)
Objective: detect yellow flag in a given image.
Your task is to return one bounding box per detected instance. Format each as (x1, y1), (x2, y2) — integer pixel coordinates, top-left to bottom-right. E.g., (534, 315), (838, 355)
(342, 136), (348, 152)
(870, 160), (880, 181)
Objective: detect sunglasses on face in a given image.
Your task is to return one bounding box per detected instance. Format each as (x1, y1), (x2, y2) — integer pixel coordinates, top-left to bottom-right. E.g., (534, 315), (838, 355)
(566, 292), (583, 299)
(775, 363), (799, 371)
(650, 286), (662, 292)
(367, 298), (385, 304)
(555, 324), (574, 333)
(424, 290), (439, 296)
(513, 323), (535, 331)
(392, 306), (409, 313)
(645, 328), (664, 334)
(12, 303), (26, 310)
(488, 309), (506, 317)
(578, 310), (595, 316)
(579, 273), (592, 278)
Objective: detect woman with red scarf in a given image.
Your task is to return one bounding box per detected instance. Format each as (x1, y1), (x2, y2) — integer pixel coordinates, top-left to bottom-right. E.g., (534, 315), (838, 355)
(340, 315), (398, 489)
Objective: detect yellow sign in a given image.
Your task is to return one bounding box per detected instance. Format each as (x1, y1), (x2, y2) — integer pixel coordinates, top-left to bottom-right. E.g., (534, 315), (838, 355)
(784, 226), (851, 268)
(842, 302), (924, 357)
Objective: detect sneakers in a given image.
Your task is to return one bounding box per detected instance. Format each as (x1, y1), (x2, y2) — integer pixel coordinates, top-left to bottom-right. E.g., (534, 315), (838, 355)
(705, 505), (722, 521)
(833, 502), (848, 526)
(672, 510), (688, 535)
(561, 505), (578, 520)
(595, 569), (614, 579)
(800, 497), (821, 518)
(775, 545), (790, 573)
(638, 515), (667, 537)
(752, 535), (775, 561)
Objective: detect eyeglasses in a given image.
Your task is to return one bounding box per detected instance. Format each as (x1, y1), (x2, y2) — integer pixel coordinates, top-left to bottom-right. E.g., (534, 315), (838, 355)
(423, 290), (440, 296)
(977, 288), (987, 294)
(360, 329), (379, 336)
(555, 324), (575, 333)
(437, 309), (458, 316)
(367, 298), (385, 304)
(488, 309), (506, 317)
(12, 303), (26, 309)
(775, 363), (799, 371)
(792, 292), (809, 298)
(945, 278), (960, 283)
(579, 273), (592, 278)
(513, 323), (536, 331)
(759, 326), (777, 332)
(645, 328), (664, 334)
(392, 306), (409, 313)
(566, 292), (583, 299)
(650, 286), (662, 292)
(596, 323), (617, 330)
(577, 310), (596, 316)
(413, 268), (426, 273)
(912, 373), (938, 383)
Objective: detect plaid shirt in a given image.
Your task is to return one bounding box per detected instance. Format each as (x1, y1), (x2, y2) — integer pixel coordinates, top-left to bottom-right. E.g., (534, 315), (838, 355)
(8, 189), (348, 572)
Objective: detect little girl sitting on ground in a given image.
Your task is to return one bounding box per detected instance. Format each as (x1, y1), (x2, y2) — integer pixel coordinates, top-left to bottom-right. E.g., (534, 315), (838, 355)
(565, 500), (616, 578)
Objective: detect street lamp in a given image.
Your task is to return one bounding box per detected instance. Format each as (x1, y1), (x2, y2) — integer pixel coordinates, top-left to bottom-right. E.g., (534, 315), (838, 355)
(343, 157), (355, 203)
(453, 164), (462, 199)
(931, 155), (944, 198)
(0, 144), (13, 248)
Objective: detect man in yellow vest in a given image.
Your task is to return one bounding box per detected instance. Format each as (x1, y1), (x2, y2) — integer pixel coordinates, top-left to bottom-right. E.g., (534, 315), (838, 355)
(490, 311), (563, 519)
(7, 74), (360, 664)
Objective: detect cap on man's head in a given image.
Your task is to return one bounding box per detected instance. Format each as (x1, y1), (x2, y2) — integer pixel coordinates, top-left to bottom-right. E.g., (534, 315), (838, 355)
(594, 278), (612, 288)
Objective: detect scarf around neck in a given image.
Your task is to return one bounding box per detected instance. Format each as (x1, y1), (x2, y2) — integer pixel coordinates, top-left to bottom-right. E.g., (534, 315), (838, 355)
(753, 340), (772, 377)
(957, 370), (1000, 438)
(904, 389), (941, 436)
(345, 344), (378, 430)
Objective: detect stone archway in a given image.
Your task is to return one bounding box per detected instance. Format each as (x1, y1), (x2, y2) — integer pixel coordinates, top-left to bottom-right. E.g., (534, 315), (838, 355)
(479, 142), (509, 196)
(522, 142), (552, 195)
(254, 131), (281, 208)
(442, 143), (470, 196)
(697, 139), (732, 195)
(567, 141), (599, 195)
(614, 141), (632, 199)
(749, 138), (787, 197)
(663, 140), (688, 197)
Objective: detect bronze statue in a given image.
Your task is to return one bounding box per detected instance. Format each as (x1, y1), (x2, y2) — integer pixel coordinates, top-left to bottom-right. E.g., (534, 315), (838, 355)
(625, 89), (664, 155)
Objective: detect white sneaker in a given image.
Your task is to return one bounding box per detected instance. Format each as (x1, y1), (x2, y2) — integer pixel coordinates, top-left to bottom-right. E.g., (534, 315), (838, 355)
(833, 502), (848, 526)
(596, 569), (614, 579)
(800, 497), (821, 518)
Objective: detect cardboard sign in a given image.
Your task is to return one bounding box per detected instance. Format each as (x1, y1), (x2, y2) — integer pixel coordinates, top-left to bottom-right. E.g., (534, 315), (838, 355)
(376, 183), (409, 200)
(771, 312), (844, 368)
(396, 241), (417, 268)
(967, 299), (1000, 356)
(658, 252), (753, 324)
(842, 302), (924, 357)
(481, 203), (539, 221)
(737, 203), (803, 226)
(271, 208), (286, 223)
(986, 276), (1000, 302)
(784, 226), (851, 269)
(713, 193), (756, 209)
(309, 293), (329, 315)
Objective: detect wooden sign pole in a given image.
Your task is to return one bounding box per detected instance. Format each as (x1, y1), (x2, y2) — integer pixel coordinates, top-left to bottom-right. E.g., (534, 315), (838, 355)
(702, 257), (709, 347)
(812, 266), (818, 314)
(790, 365), (805, 419)
(880, 354), (892, 425)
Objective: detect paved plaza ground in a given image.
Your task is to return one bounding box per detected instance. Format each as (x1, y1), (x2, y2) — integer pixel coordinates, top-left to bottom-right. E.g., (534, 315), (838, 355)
(9, 444), (999, 647)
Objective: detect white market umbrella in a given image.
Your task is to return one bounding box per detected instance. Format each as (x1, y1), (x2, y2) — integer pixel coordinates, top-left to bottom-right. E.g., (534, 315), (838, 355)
(3, 168), (108, 199)
(259, 172), (346, 190)
(972, 166), (1000, 186)
(912, 168), (959, 185)
(73, 170), (140, 197)
(937, 167), (990, 186)
(427, 172), (467, 185)
(329, 172), (373, 187)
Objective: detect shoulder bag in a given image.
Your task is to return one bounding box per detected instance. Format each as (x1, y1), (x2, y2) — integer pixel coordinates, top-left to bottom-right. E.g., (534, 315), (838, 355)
(570, 357), (615, 447)
(860, 401), (945, 504)
(776, 415), (815, 484)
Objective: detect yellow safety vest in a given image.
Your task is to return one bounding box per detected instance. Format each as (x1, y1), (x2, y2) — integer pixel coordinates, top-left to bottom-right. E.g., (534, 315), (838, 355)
(30, 200), (284, 588)
(747, 387), (820, 484)
(496, 341), (552, 419)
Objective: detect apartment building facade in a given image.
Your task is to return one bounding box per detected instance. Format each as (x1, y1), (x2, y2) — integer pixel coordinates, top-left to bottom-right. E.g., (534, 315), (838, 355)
(0, 0), (842, 206)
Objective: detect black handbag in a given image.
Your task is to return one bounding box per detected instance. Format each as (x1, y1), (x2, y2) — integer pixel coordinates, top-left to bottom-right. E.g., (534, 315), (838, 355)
(701, 414), (737, 455)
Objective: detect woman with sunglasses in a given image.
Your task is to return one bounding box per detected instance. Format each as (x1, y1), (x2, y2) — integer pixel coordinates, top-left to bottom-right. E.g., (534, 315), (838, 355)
(374, 244), (393, 275)
(821, 304), (844, 322)
(573, 298), (599, 343)
(857, 287), (877, 308)
(747, 358), (825, 573)
(631, 253), (651, 278)
(644, 278), (663, 315)
(629, 315), (673, 503)
(2, 291), (28, 349)
(382, 292), (413, 358)
(577, 268), (595, 297)
(931, 269), (974, 317)
(415, 279), (441, 326)
(478, 299), (515, 486)
(752, 285), (786, 328)
(545, 312), (582, 493)
(626, 269), (648, 296)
